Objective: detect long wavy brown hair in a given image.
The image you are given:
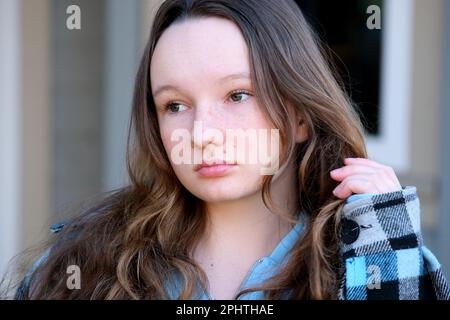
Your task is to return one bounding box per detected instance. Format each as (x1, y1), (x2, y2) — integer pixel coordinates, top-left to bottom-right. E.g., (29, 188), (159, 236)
(12, 0), (368, 299)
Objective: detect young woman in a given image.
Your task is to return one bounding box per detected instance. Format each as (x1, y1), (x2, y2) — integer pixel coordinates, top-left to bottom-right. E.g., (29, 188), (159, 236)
(13, 0), (450, 300)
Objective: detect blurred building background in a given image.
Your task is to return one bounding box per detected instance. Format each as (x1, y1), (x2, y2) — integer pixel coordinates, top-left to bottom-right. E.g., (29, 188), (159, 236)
(1, 0), (450, 283)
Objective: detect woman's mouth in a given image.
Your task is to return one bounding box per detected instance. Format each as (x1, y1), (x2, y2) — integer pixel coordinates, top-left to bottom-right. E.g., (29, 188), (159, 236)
(194, 163), (237, 177)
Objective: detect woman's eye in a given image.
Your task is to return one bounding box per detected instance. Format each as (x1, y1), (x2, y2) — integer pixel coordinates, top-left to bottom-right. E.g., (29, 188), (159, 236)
(166, 103), (187, 113)
(229, 90), (251, 103)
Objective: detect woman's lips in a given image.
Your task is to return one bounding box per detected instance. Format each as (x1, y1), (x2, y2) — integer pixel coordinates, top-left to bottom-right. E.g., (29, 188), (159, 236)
(195, 164), (237, 177)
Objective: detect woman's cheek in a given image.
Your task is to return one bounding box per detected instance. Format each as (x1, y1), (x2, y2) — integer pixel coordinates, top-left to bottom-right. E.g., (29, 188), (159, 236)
(160, 131), (180, 167)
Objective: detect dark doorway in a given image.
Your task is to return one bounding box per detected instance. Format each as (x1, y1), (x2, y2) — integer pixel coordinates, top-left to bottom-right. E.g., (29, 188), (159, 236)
(296, 0), (383, 136)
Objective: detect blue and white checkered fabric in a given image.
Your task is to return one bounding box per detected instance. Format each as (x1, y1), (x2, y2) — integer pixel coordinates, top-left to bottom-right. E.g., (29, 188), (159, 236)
(338, 186), (450, 300)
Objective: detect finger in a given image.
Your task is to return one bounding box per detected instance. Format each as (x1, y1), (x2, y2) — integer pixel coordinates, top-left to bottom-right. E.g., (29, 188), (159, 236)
(333, 171), (402, 199)
(333, 176), (373, 199)
(330, 164), (378, 181)
(346, 158), (400, 186)
(344, 157), (386, 169)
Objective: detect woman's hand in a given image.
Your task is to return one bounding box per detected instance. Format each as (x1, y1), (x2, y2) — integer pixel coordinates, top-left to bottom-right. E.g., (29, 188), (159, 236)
(330, 157), (402, 199)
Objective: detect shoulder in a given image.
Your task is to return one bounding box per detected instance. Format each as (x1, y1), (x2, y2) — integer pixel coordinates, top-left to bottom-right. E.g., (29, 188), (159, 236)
(15, 209), (106, 299)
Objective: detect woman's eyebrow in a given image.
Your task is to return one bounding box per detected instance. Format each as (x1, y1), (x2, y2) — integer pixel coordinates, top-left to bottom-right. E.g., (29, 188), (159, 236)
(153, 84), (179, 98)
(152, 72), (250, 98)
(216, 72), (250, 84)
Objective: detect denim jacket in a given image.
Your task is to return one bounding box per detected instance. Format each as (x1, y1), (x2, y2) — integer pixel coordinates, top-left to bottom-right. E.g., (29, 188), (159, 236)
(16, 186), (450, 300)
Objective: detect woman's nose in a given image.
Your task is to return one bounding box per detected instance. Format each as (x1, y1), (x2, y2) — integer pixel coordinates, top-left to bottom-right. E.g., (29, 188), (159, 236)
(191, 120), (225, 150)
(191, 105), (225, 149)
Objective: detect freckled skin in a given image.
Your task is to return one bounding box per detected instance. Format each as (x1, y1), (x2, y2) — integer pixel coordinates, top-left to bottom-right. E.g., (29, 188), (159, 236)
(150, 17), (287, 203)
(150, 18), (401, 204)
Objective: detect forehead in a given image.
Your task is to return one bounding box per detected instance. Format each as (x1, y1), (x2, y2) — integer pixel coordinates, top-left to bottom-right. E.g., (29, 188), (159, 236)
(150, 17), (250, 90)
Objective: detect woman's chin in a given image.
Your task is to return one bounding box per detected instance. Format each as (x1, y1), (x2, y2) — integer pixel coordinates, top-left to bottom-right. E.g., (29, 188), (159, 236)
(188, 183), (258, 203)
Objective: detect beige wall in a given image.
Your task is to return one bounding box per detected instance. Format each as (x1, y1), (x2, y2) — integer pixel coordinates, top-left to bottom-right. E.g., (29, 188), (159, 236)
(141, 0), (165, 49)
(403, 0), (445, 230)
(20, 0), (52, 251)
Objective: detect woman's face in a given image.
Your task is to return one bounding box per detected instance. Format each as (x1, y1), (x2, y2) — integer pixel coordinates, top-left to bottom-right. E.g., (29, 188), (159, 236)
(150, 17), (282, 203)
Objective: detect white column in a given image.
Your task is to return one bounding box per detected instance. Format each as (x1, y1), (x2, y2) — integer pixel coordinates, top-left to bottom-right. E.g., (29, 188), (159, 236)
(0, 0), (21, 279)
(366, 0), (414, 173)
(0, 0), (51, 283)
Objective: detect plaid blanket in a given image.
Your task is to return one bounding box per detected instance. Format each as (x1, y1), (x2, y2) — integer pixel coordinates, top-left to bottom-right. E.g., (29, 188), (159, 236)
(338, 186), (450, 300)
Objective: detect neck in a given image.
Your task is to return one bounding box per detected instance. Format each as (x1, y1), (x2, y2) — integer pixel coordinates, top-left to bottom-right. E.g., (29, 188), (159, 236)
(194, 165), (300, 262)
